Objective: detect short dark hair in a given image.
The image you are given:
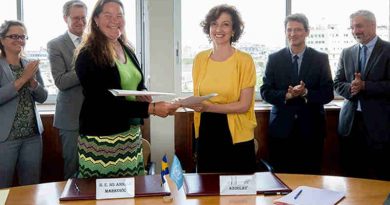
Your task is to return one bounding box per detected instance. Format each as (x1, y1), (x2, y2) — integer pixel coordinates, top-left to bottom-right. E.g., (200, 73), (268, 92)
(200, 4), (244, 44)
(63, 0), (87, 17)
(284, 13), (309, 32)
(0, 20), (26, 57)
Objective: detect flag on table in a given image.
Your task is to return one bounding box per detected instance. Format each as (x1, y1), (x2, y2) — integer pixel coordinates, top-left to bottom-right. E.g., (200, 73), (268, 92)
(169, 155), (184, 190)
(161, 154), (169, 184)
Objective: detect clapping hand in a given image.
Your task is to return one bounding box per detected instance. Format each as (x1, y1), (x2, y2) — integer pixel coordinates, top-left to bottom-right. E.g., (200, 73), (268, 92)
(23, 60), (40, 81)
(14, 60), (39, 91)
(292, 81), (306, 96)
(351, 73), (365, 95)
(286, 81), (306, 100)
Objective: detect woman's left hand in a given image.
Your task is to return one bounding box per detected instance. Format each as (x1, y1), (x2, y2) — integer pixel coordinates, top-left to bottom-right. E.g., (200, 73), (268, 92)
(29, 78), (38, 89)
(187, 103), (207, 112)
(136, 95), (152, 102)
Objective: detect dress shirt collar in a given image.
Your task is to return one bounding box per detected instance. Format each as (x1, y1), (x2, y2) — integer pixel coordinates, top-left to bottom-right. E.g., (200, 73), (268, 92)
(67, 30), (81, 47)
(289, 46), (306, 60)
(361, 35), (378, 52)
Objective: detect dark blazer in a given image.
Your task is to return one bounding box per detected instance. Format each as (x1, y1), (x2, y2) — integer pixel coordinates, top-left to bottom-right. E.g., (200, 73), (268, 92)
(334, 38), (390, 144)
(260, 47), (334, 139)
(47, 32), (83, 130)
(75, 44), (149, 136)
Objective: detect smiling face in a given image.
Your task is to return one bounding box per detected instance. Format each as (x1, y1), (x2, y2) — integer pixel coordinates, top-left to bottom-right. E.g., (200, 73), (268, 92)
(64, 6), (87, 37)
(94, 2), (125, 41)
(350, 15), (376, 44)
(0, 25), (26, 56)
(209, 12), (234, 46)
(286, 20), (309, 49)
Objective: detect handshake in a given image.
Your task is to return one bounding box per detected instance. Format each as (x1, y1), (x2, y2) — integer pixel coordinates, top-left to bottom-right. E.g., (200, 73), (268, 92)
(111, 90), (217, 118)
(148, 101), (180, 118)
(146, 94), (218, 117)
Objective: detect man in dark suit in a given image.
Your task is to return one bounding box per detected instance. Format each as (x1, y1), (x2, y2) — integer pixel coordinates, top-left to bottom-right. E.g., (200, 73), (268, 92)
(47, 0), (87, 179)
(334, 10), (390, 180)
(260, 13), (334, 174)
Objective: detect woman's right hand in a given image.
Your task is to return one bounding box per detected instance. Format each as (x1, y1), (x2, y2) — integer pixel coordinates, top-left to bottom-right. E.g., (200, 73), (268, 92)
(22, 60), (40, 81)
(149, 101), (180, 117)
(14, 60), (40, 91)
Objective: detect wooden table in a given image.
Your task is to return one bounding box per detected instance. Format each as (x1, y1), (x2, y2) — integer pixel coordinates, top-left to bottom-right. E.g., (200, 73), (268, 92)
(3, 174), (390, 205)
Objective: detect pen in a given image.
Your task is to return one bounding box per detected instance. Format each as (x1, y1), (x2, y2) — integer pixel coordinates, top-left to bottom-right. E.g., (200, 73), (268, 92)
(294, 189), (302, 200)
(74, 181), (80, 194)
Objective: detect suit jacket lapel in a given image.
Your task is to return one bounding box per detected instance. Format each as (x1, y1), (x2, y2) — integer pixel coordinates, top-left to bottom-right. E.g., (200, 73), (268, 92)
(63, 32), (76, 53)
(352, 45), (360, 74)
(0, 58), (15, 82)
(299, 47), (312, 80)
(363, 38), (383, 78)
(283, 48), (296, 84)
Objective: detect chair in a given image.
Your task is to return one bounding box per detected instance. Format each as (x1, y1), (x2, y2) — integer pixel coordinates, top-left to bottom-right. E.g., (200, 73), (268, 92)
(254, 138), (274, 172)
(141, 138), (155, 175)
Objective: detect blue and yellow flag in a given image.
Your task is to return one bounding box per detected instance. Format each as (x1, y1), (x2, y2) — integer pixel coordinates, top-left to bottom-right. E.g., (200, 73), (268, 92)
(161, 154), (169, 184)
(169, 155), (184, 190)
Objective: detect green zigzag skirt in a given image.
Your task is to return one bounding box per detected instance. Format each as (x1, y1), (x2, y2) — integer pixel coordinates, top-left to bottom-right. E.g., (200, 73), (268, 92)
(77, 125), (145, 178)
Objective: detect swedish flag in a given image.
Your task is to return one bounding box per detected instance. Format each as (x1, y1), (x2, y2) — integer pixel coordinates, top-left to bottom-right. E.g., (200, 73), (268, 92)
(161, 154), (169, 184)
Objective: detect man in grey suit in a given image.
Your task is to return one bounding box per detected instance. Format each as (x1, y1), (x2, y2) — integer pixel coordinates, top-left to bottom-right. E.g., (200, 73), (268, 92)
(47, 0), (87, 179)
(334, 10), (390, 180)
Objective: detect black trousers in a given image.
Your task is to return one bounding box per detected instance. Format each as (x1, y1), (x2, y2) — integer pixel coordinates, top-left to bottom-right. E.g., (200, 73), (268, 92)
(268, 120), (324, 174)
(197, 112), (256, 174)
(340, 111), (390, 180)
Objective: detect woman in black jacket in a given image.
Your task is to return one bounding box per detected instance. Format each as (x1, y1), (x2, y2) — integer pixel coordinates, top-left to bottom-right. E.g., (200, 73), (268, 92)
(75, 0), (179, 178)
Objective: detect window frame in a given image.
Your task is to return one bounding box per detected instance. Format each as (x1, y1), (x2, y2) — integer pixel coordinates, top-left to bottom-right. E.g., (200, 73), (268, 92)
(13, 0), (144, 104)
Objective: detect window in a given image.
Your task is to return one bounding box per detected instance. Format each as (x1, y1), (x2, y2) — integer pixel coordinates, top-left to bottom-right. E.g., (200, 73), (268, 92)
(21, 0), (137, 101)
(292, 0), (390, 77)
(181, 0), (285, 93)
(180, 0), (390, 94)
(0, 0), (17, 23)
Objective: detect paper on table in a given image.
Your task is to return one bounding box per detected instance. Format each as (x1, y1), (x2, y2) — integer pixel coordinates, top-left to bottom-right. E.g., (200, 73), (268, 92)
(109, 89), (176, 96)
(274, 186), (345, 205)
(0, 189), (9, 205)
(174, 93), (218, 106)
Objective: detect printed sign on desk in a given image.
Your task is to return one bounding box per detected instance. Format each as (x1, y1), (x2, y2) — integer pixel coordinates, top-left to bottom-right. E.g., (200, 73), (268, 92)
(96, 178), (135, 200)
(219, 175), (256, 195)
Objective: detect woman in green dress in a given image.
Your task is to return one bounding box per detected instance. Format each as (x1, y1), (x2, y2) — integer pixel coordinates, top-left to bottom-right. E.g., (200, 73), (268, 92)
(75, 0), (179, 178)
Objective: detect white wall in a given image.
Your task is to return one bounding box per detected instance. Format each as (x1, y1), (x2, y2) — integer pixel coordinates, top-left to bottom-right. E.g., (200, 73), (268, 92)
(146, 0), (178, 168)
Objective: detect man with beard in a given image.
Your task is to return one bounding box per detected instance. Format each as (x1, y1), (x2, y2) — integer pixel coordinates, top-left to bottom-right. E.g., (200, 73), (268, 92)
(334, 10), (390, 180)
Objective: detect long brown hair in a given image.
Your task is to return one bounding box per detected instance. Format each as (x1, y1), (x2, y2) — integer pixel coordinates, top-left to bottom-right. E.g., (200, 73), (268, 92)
(75, 0), (131, 67)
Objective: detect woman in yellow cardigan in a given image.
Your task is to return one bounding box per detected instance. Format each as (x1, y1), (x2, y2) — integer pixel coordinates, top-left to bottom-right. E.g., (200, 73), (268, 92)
(189, 4), (257, 173)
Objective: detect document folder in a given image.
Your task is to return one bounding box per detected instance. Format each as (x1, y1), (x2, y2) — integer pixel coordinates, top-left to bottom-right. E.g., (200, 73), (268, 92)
(183, 172), (291, 196)
(255, 172), (291, 194)
(60, 175), (170, 201)
(183, 173), (220, 196)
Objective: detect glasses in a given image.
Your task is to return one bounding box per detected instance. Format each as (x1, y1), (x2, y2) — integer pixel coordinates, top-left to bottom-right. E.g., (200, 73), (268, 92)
(5, 34), (28, 41)
(69, 16), (86, 22)
(286, 28), (305, 34)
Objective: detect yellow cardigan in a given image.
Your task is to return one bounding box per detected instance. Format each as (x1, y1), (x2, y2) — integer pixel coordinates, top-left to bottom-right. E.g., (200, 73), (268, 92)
(192, 49), (257, 144)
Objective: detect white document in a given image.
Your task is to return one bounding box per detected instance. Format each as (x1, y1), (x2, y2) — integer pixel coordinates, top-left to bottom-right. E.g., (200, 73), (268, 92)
(96, 178), (135, 200)
(274, 186), (345, 205)
(174, 93), (218, 106)
(219, 175), (257, 195)
(0, 189), (9, 205)
(109, 89), (176, 96)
